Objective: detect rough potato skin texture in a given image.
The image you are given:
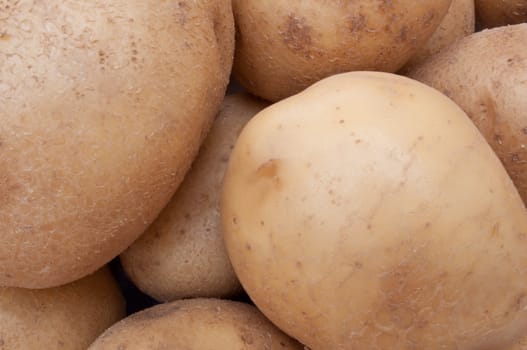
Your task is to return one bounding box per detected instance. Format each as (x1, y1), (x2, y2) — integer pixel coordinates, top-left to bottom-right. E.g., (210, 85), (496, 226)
(88, 298), (304, 349)
(120, 94), (267, 302)
(0, 267), (125, 350)
(403, 0), (475, 70)
(0, 0), (234, 288)
(408, 24), (527, 206)
(222, 72), (527, 349)
(232, 0), (452, 102)
(475, 0), (527, 28)
(510, 336), (527, 350)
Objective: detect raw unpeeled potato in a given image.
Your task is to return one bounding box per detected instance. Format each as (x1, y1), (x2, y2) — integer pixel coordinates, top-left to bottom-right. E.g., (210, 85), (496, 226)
(88, 298), (304, 349)
(0, 0), (234, 288)
(121, 94), (267, 302)
(475, 0), (527, 28)
(222, 71), (527, 349)
(232, 0), (452, 101)
(0, 267), (125, 350)
(403, 0), (475, 69)
(408, 24), (527, 204)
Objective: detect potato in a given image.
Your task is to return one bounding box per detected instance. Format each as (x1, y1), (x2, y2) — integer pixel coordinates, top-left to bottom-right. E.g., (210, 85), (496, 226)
(120, 94), (267, 302)
(510, 336), (527, 350)
(475, 0), (527, 28)
(403, 0), (475, 69)
(0, 267), (125, 350)
(221, 71), (527, 349)
(408, 24), (527, 204)
(232, 0), (452, 102)
(88, 298), (304, 349)
(0, 0), (234, 288)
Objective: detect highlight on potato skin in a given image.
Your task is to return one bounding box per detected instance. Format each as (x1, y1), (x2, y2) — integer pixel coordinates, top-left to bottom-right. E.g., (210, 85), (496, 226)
(120, 93), (268, 302)
(221, 71), (527, 350)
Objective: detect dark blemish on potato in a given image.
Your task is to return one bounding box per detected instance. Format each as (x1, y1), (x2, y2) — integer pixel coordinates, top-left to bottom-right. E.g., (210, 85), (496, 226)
(179, 229), (186, 236)
(296, 260), (302, 269)
(399, 26), (408, 41)
(355, 139), (362, 144)
(422, 12), (436, 28)
(184, 213), (191, 220)
(347, 14), (366, 32)
(495, 134), (503, 145)
(354, 261), (363, 269)
(515, 293), (527, 311)
(339, 119), (344, 124)
(232, 216), (238, 225)
(281, 15), (312, 52)
(425, 222), (431, 229)
(280, 341), (286, 347)
(0, 32), (11, 41)
(245, 243), (251, 251)
(0, 338), (4, 346)
(260, 220), (265, 226)
(518, 233), (527, 240)
(255, 159), (280, 180)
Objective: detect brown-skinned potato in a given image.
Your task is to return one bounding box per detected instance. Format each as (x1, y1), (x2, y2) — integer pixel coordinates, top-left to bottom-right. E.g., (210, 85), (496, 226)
(0, 267), (125, 350)
(475, 0), (527, 28)
(0, 0), (234, 288)
(88, 298), (304, 350)
(232, 0), (452, 102)
(403, 0), (475, 70)
(121, 93), (267, 302)
(408, 24), (527, 205)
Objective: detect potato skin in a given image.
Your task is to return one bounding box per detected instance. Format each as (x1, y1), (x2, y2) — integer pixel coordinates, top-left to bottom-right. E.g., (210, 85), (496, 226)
(88, 298), (304, 349)
(120, 94), (267, 302)
(0, 267), (125, 350)
(0, 0), (234, 288)
(222, 72), (527, 349)
(403, 0), (475, 69)
(408, 24), (527, 205)
(475, 0), (527, 28)
(233, 0), (451, 102)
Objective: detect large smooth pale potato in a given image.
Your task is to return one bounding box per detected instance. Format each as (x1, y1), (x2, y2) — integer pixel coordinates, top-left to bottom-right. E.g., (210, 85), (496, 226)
(222, 71), (527, 349)
(232, 0), (451, 102)
(0, 267), (125, 350)
(121, 94), (267, 302)
(403, 0), (475, 69)
(475, 0), (527, 28)
(88, 298), (304, 349)
(408, 24), (527, 204)
(0, 0), (234, 288)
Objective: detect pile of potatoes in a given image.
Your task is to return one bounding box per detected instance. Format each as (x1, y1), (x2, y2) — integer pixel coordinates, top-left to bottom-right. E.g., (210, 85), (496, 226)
(1, 0), (527, 349)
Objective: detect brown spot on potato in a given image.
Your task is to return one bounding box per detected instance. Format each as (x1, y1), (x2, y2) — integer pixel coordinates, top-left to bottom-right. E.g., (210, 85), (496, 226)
(240, 331), (254, 345)
(0, 32), (11, 41)
(246, 243), (252, 251)
(347, 14), (366, 32)
(282, 15), (312, 52)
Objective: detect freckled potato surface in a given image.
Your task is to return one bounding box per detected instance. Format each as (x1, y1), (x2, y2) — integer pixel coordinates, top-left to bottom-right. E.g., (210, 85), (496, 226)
(475, 0), (527, 28)
(88, 298), (304, 350)
(403, 0), (475, 69)
(121, 94), (267, 302)
(408, 24), (527, 204)
(232, 0), (451, 102)
(0, 0), (234, 288)
(0, 267), (125, 350)
(222, 71), (527, 349)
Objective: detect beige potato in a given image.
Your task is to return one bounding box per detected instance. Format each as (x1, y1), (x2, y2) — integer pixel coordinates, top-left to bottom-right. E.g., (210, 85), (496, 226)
(222, 71), (527, 350)
(510, 336), (527, 350)
(232, 0), (451, 102)
(0, 0), (234, 288)
(120, 94), (267, 302)
(475, 0), (527, 28)
(88, 298), (304, 349)
(403, 0), (475, 69)
(0, 267), (125, 350)
(408, 24), (527, 204)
